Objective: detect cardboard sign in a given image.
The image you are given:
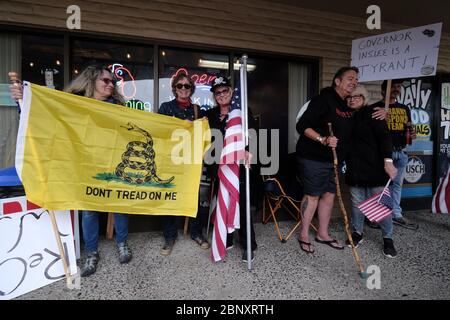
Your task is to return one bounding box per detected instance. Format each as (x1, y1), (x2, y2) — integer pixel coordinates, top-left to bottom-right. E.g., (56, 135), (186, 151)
(351, 23), (442, 82)
(0, 197), (77, 300)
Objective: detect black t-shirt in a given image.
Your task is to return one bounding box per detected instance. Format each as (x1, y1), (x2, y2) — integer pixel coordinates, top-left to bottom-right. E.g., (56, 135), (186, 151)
(296, 87), (355, 163)
(371, 100), (412, 149)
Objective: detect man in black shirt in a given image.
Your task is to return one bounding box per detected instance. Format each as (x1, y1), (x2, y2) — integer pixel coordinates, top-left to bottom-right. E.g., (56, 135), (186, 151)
(370, 79), (418, 230)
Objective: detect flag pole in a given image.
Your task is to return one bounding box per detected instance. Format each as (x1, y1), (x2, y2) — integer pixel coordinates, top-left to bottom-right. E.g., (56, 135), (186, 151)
(384, 79), (392, 113)
(49, 210), (73, 286)
(377, 179), (392, 203)
(9, 72), (72, 285)
(240, 55), (252, 270)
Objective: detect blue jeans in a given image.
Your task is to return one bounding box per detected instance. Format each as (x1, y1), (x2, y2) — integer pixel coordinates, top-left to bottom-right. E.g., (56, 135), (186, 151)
(390, 151), (408, 219)
(350, 186), (393, 239)
(82, 211), (129, 253)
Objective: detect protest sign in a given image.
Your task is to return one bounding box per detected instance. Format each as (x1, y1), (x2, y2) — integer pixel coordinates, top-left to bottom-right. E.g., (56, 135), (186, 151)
(351, 23), (442, 82)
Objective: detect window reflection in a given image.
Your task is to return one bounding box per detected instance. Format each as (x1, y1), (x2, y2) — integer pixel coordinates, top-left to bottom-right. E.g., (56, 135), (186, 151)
(158, 48), (228, 111)
(22, 35), (64, 90)
(72, 40), (154, 111)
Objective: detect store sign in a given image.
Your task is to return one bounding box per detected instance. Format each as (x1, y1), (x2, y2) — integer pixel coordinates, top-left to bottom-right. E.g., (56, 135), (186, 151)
(402, 154), (433, 198)
(172, 68), (217, 86)
(351, 23), (442, 82)
(397, 78), (433, 140)
(109, 64), (153, 112)
(405, 156), (426, 183)
(442, 83), (450, 109)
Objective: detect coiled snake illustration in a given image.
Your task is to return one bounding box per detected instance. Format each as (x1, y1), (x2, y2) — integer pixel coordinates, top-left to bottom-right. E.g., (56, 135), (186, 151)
(115, 123), (175, 185)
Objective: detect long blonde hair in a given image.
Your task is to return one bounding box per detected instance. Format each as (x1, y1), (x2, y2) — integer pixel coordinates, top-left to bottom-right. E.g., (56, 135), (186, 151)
(65, 65), (125, 104)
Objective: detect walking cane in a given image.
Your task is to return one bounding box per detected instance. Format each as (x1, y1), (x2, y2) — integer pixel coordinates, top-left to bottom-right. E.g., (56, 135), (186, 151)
(327, 123), (368, 279)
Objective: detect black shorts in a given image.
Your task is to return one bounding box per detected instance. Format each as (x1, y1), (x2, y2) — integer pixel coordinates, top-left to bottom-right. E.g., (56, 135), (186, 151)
(297, 157), (336, 196)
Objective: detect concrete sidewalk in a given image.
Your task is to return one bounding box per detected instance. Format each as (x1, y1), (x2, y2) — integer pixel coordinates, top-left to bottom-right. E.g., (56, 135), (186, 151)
(17, 211), (450, 300)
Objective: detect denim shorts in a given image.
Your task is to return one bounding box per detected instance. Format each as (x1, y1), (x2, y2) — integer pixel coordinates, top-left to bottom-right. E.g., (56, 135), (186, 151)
(297, 157), (336, 196)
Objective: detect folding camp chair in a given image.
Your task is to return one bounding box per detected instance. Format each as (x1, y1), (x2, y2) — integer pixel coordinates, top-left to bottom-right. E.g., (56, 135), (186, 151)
(262, 176), (316, 242)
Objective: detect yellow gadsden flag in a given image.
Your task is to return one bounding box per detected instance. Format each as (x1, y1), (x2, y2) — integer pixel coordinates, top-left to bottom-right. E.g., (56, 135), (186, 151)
(15, 83), (211, 217)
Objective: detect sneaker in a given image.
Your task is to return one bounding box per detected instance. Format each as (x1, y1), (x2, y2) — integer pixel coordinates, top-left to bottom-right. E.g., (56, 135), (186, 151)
(81, 251), (99, 277)
(117, 241), (132, 264)
(383, 238), (397, 258)
(393, 217), (419, 230)
(346, 232), (363, 248)
(226, 237), (234, 250)
(242, 250), (255, 262)
(192, 236), (210, 250)
(160, 239), (176, 256)
(365, 217), (381, 229)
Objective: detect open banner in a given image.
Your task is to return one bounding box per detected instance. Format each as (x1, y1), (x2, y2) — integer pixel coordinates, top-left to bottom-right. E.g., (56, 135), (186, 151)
(16, 83), (211, 217)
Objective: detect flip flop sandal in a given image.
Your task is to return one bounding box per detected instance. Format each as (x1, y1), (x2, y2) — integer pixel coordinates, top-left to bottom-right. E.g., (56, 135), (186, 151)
(315, 237), (344, 250)
(298, 239), (315, 254)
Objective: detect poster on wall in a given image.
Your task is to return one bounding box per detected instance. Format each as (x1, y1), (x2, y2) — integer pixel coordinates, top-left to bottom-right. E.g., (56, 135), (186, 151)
(437, 82), (450, 181)
(398, 77), (435, 198)
(402, 154), (433, 198)
(0, 196), (77, 300)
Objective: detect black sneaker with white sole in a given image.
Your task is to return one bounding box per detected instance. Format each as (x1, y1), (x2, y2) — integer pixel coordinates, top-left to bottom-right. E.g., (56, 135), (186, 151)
(383, 238), (397, 258)
(346, 232), (363, 248)
(242, 250), (255, 262)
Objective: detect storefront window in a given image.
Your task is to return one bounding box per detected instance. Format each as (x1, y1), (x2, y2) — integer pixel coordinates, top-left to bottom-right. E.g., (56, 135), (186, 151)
(158, 48), (228, 110)
(72, 39), (154, 111)
(22, 35), (64, 90)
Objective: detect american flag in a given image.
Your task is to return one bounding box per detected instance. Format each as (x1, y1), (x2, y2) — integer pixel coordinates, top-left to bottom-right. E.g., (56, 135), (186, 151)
(358, 187), (393, 222)
(432, 165), (450, 214)
(211, 81), (245, 262)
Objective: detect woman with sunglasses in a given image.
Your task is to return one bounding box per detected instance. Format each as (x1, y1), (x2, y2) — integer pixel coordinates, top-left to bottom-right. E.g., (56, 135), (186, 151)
(205, 77), (257, 262)
(9, 65), (132, 278)
(344, 85), (398, 258)
(158, 72), (210, 256)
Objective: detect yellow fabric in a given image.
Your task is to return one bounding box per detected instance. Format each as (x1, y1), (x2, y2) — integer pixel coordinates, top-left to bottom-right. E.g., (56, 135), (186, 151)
(16, 83), (210, 217)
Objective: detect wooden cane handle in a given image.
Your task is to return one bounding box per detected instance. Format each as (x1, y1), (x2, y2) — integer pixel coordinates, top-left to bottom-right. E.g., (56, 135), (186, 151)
(327, 122), (334, 137)
(8, 71), (21, 85)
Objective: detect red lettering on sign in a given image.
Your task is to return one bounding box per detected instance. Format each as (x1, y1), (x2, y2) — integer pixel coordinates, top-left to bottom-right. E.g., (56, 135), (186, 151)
(2, 201), (23, 215)
(172, 68), (217, 86)
(26, 201), (41, 211)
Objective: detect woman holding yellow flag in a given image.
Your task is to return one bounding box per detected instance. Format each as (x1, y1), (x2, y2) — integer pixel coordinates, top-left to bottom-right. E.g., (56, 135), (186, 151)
(10, 65), (132, 278)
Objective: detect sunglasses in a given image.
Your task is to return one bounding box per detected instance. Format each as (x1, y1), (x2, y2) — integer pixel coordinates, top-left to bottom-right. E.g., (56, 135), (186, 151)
(175, 83), (192, 90)
(214, 88), (230, 97)
(99, 78), (116, 85)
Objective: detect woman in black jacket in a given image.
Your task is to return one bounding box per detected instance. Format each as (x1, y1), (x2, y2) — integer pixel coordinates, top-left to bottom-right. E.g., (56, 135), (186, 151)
(344, 85), (398, 258)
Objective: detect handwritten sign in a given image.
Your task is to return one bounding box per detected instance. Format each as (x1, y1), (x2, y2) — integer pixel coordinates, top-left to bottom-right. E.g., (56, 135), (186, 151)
(0, 197), (77, 300)
(351, 23), (442, 82)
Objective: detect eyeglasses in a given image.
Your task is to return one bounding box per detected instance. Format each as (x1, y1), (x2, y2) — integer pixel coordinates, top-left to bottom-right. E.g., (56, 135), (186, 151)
(214, 88), (229, 97)
(99, 78), (116, 85)
(346, 95), (363, 101)
(175, 83), (192, 90)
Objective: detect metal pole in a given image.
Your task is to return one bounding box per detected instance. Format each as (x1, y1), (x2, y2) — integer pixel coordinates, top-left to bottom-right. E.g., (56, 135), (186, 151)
(240, 55), (252, 270)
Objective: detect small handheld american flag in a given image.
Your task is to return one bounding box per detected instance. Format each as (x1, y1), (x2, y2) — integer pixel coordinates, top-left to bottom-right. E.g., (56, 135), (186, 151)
(358, 180), (393, 222)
